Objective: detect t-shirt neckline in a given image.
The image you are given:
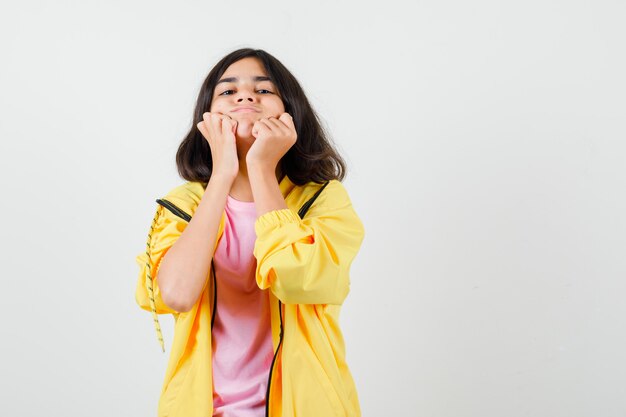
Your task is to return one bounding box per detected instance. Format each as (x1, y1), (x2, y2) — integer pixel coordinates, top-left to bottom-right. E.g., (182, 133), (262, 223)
(227, 194), (256, 209)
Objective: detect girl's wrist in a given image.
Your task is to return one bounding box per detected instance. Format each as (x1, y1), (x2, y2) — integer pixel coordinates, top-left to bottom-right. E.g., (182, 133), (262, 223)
(209, 171), (237, 185)
(246, 159), (274, 175)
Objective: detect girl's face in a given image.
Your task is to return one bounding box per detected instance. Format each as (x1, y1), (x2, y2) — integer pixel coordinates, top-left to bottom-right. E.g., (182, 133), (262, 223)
(210, 57), (285, 140)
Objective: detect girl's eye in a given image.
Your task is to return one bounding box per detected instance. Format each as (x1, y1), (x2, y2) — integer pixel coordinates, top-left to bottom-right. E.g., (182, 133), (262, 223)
(218, 89), (273, 96)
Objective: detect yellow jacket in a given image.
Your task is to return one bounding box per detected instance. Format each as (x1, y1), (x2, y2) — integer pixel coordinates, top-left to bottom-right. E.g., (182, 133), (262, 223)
(135, 175), (366, 417)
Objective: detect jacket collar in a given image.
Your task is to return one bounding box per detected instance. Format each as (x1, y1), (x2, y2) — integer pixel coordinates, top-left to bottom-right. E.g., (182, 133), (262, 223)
(162, 174), (298, 218)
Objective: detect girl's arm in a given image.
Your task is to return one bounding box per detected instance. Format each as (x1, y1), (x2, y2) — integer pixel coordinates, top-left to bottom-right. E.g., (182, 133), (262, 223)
(155, 174), (233, 312)
(251, 179), (366, 305)
(151, 112), (239, 312)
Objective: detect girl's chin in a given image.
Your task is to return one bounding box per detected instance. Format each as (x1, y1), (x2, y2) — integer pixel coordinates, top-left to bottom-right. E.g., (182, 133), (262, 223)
(235, 121), (255, 139)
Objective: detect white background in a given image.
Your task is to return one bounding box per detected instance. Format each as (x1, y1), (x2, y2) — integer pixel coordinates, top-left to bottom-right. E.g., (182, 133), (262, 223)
(1, 1), (625, 416)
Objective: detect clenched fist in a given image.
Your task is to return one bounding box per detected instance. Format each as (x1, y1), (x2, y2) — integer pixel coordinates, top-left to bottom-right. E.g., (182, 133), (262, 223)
(196, 112), (239, 180)
(245, 112), (297, 170)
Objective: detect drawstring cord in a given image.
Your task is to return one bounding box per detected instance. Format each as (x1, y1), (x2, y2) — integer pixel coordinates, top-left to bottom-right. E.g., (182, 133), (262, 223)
(144, 206), (166, 352)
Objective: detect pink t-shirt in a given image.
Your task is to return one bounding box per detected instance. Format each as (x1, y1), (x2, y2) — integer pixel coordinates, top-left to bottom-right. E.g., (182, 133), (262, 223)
(211, 194), (274, 417)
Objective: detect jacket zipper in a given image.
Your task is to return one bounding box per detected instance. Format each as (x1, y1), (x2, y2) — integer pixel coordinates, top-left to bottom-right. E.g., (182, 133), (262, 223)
(265, 299), (283, 417)
(210, 260), (217, 329)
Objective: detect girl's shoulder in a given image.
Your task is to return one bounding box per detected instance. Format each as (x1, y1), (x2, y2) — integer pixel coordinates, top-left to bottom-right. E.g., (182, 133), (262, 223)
(156, 181), (205, 221)
(291, 179), (354, 211)
(164, 181), (205, 202)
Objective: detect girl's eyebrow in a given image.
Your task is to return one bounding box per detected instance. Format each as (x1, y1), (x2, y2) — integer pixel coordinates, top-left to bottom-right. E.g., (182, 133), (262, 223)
(216, 76), (272, 85)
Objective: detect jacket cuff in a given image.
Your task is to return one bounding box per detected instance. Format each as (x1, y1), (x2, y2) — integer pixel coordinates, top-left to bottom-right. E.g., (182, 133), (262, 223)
(255, 208), (301, 235)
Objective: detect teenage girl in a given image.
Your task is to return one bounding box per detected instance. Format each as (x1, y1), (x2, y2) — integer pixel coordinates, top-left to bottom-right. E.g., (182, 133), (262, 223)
(135, 47), (365, 417)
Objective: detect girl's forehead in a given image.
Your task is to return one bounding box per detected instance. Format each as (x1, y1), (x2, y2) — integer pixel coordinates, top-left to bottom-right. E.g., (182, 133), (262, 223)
(221, 57), (268, 79)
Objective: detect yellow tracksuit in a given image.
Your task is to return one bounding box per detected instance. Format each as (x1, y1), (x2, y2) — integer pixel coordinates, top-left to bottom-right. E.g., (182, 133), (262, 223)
(135, 175), (365, 416)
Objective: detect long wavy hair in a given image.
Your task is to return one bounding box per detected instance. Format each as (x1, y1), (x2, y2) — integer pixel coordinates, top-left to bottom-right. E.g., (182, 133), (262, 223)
(176, 48), (347, 186)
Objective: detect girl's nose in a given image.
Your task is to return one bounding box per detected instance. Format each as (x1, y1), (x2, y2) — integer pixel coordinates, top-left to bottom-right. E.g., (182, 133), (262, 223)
(236, 87), (256, 102)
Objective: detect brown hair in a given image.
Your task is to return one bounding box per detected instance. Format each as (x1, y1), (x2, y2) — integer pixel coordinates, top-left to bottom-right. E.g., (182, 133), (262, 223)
(175, 48), (347, 186)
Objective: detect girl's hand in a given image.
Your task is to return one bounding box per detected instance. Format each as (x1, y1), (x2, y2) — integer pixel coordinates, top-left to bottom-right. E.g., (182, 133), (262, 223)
(197, 112), (239, 180)
(246, 113), (297, 171)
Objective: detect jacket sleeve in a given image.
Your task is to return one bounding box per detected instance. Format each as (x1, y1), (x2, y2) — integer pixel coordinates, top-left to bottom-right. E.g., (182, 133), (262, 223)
(253, 180), (365, 305)
(135, 204), (187, 315)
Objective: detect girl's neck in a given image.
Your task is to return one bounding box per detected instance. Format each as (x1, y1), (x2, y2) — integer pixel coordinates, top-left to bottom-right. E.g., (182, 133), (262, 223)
(229, 135), (283, 202)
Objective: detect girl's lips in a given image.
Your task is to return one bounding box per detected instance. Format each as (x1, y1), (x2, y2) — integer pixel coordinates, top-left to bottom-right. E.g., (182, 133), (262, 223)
(231, 107), (260, 113)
